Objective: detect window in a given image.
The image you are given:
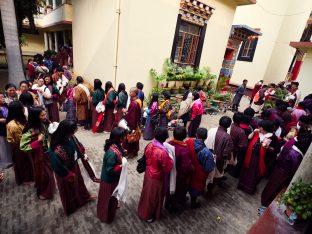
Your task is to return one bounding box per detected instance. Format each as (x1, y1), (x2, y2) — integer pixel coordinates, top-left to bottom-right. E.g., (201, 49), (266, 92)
(171, 16), (207, 67)
(237, 38), (258, 62)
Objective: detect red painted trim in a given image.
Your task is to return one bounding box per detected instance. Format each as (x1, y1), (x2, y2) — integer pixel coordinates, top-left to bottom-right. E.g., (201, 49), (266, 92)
(290, 41), (312, 49)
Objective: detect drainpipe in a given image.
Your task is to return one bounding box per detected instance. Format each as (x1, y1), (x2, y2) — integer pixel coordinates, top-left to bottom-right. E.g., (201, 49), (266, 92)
(113, 0), (121, 88)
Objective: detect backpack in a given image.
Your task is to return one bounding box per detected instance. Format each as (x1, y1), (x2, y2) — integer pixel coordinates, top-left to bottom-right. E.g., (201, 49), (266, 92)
(195, 142), (215, 173)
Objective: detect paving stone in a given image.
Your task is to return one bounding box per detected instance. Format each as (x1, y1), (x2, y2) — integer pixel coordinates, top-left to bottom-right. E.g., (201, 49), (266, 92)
(0, 97), (265, 233)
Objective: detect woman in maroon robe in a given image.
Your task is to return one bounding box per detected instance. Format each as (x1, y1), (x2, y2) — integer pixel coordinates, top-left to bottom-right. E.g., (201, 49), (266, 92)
(20, 107), (56, 200)
(103, 82), (117, 133)
(97, 127), (126, 223)
(166, 126), (193, 212)
(123, 87), (142, 157)
(49, 120), (94, 215)
(138, 127), (173, 223)
(238, 120), (280, 194)
(6, 101), (34, 185)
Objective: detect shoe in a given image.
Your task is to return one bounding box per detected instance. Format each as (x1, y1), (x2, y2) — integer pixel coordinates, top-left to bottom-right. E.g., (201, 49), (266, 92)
(146, 218), (155, 223)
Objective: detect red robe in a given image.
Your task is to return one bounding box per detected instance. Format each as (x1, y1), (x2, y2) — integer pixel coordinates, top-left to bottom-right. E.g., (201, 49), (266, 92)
(186, 138), (208, 194)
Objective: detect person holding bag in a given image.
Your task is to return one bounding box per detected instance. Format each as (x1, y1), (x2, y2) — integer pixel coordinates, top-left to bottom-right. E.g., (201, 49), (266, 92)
(122, 87), (142, 158)
(97, 127), (127, 223)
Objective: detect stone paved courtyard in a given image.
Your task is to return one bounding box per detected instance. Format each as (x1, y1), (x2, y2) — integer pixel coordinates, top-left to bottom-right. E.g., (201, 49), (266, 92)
(0, 98), (268, 234)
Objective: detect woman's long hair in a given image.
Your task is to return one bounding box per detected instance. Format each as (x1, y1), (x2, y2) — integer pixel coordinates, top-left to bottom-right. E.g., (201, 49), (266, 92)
(117, 83), (126, 94)
(6, 101), (27, 125)
(104, 127), (125, 153)
(94, 79), (102, 90)
(50, 120), (77, 150)
(105, 81), (113, 94)
(149, 93), (158, 109)
(19, 92), (34, 107)
(23, 106), (45, 133)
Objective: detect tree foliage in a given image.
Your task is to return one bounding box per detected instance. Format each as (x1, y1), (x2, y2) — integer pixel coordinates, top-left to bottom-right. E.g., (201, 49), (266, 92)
(0, 0), (43, 49)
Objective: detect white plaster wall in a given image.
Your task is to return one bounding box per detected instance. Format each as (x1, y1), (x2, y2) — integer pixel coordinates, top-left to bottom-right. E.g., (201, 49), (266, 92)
(117, 0), (180, 94)
(200, 0), (237, 76)
(297, 52), (312, 99)
(72, 0), (242, 95)
(72, 0), (116, 83)
(231, 0), (312, 87)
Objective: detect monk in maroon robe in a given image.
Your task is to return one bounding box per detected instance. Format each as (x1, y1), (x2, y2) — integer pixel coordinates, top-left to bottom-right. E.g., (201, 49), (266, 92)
(166, 126), (193, 212)
(122, 87), (142, 157)
(229, 112), (248, 178)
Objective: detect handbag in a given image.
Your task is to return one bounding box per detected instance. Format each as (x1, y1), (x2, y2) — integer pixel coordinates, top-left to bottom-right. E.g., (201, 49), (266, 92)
(43, 87), (53, 106)
(150, 113), (159, 127)
(126, 127), (141, 143)
(136, 154), (146, 173)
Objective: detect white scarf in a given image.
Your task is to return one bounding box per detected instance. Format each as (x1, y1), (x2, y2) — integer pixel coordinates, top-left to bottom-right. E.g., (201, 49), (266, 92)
(205, 127), (218, 150)
(112, 159), (128, 203)
(275, 127), (282, 138)
(292, 145), (303, 157)
(259, 132), (273, 142)
(164, 142), (176, 195)
(76, 83), (90, 98)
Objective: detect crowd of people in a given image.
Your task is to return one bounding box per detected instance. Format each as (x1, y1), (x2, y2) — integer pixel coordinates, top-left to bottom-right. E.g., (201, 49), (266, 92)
(0, 72), (311, 225)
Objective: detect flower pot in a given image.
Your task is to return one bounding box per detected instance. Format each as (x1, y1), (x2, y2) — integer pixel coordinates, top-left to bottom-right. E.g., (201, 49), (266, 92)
(190, 81), (197, 87)
(285, 206), (293, 218)
(175, 81), (184, 87)
(168, 81), (176, 88)
(159, 80), (168, 88)
(197, 81), (204, 86)
(204, 80), (210, 86)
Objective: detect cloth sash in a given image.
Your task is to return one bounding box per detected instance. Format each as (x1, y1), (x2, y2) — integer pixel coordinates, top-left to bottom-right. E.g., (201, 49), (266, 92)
(205, 127), (218, 150)
(164, 142), (176, 195)
(244, 132), (267, 176)
(111, 145), (128, 202)
(77, 84), (90, 98)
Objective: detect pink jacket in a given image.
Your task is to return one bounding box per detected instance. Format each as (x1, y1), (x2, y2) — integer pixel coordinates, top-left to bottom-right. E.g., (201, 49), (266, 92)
(191, 99), (204, 120)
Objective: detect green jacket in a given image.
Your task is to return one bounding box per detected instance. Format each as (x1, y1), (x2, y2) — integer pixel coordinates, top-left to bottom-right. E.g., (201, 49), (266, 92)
(48, 139), (79, 177)
(105, 91), (117, 108)
(100, 149), (120, 183)
(20, 125), (49, 153)
(92, 88), (105, 106)
(116, 91), (128, 110)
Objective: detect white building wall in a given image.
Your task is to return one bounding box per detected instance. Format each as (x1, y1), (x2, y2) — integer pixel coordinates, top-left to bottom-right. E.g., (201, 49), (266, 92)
(72, 0), (243, 95)
(200, 0), (237, 76)
(297, 52), (312, 99)
(231, 0), (312, 87)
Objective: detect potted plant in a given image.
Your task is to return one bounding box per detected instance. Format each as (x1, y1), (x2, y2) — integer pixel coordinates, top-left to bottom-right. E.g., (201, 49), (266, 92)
(150, 68), (167, 93)
(281, 181), (312, 221)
